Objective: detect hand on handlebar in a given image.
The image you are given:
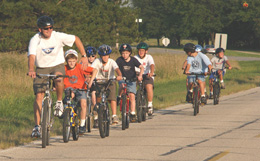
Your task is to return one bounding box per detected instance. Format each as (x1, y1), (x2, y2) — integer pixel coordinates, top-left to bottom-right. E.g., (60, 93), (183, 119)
(138, 75), (143, 81)
(116, 75), (122, 81)
(27, 71), (36, 79)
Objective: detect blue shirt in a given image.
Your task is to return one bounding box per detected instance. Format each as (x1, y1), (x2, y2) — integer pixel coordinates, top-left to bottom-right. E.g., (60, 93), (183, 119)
(187, 52), (211, 73)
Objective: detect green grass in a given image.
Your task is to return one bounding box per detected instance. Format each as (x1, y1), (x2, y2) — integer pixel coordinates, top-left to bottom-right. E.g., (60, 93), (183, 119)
(225, 50), (260, 58)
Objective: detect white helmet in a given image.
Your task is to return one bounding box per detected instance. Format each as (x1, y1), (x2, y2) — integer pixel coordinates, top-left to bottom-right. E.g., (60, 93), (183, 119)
(65, 49), (78, 59)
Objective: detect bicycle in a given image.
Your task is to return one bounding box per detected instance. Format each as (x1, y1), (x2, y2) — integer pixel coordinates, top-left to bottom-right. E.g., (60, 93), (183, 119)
(62, 89), (81, 143)
(34, 73), (69, 148)
(185, 73), (206, 116)
(119, 77), (131, 130)
(84, 81), (94, 132)
(95, 78), (116, 138)
(136, 74), (156, 122)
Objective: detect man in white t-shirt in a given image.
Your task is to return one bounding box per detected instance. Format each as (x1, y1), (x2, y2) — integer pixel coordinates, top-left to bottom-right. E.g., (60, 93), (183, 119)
(134, 42), (155, 116)
(91, 44), (122, 125)
(27, 16), (88, 138)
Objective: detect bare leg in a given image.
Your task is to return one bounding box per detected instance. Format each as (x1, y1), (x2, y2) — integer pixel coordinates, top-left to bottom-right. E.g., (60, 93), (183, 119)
(34, 92), (44, 125)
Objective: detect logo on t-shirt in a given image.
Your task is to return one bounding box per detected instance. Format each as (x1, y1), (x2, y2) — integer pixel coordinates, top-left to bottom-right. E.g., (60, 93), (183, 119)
(192, 60), (200, 70)
(69, 75), (78, 84)
(123, 65), (131, 71)
(42, 47), (54, 54)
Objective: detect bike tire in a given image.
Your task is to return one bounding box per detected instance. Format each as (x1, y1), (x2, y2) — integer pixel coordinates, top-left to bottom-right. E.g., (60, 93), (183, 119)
(213, 83), (219, 105)
(193, 87), (199, 116)
(141, 94), (147, 121)
(46, 99), (52, 146)
(136, 90), (142, 123)
(98, 104), (106, 138)
(72, 110), (79, 141)
(86, 98), (93, 132)
(105, 103), (110, 137)
(41, 99), (49, 148)
(121, 94), (127, 130)
(63, 108), (71, 143)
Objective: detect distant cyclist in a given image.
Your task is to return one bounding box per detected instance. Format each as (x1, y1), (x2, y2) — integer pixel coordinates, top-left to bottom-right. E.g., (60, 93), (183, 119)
(134, 42), (155, 115)
(28, 16), (87, 137)
(209, 48), (232, 98)
(184, 43), (212, 104)
(85, 46), (98, 127)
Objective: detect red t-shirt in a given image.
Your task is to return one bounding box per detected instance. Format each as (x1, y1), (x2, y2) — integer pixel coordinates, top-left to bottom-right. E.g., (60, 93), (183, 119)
(64, 63), (93, 89)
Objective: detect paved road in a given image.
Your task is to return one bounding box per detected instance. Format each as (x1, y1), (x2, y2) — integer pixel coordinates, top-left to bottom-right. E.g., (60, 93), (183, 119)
(1, 87), (260, 161)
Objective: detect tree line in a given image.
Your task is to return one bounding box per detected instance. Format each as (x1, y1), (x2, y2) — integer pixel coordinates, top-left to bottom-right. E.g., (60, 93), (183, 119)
(1, 0), (260, 52)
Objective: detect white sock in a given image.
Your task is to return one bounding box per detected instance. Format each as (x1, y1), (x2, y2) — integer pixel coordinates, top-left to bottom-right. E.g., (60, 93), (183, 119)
(189, 89), (193, 93)
(148, 102), (153, 107)
(201, 95), (205, 97)
(220, 80), (224, 83)
(131, 111), (135, 115)
(210, 92), (213, 95)
(112, 115), (117, 117)
(204, 88), (207, 92)
(80, 119), (85, 127)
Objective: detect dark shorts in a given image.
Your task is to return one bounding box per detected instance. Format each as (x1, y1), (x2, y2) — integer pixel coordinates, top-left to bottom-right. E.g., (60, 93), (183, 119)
(65, 88), (87, 102)
(96, 81), (116, 101)
(143, 75), (154, 86)
(33, 63), (65, 94)
(209, 70), (225, 79)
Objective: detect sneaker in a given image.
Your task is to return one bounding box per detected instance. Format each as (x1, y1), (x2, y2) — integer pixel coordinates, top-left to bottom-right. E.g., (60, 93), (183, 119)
(201, 96), (207, 104)
(148, 106), (153, 116)
(209, 93), (213, 99)
(31, 125), (41, 138)
(130, 114), (137, 123)
(117, 96), (121, 106)
(205, 92), (209, 100)
(79, 126), (86, 134)
(221, 82), (225, 89)
(186, 92), (193, 103)
(54, 101), (63, 117)
(112, 115), (119, 125)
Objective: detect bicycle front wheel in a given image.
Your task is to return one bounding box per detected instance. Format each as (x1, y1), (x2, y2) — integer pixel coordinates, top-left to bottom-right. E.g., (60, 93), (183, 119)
(98, 104), (106, 138)
(136, 90), (142, 123)
(72, 107), (80, 141)
(86, 98), (93, 132)
(121, 94), (127, 130)
(42, 98), (50, 148)
(141, 94), (147, 121)
(193, 87), (199, 116)
(63, 108), (71, 143)
(105, 103), (110, 137)
(213, 83), (220, 105)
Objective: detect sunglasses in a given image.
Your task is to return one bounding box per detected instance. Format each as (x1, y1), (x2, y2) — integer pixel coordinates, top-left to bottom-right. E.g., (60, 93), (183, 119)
(42, 26), (53, 30)
(87, 55), (96, 58)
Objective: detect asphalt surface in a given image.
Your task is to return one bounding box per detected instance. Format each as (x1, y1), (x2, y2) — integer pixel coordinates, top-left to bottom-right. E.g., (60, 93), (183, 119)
(1, 87), (260, 161)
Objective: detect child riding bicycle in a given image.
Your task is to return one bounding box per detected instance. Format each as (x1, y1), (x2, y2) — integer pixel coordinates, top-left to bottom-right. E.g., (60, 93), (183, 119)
(63, 49), (97, 134)
(184, 43), (212, 104)
(91, 44), (122, 125)
(134, 42), (155, 115)
(116, 44), (144, 122)
(209, 48), (232, 98)
(85, 46), (98, 127)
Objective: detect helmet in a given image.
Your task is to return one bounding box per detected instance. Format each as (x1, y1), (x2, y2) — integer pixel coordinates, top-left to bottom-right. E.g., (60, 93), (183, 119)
(215, 48), (225, 54)
(119, 44), (132, 54)
(195, 45), (203, 52)
(65, 49), (78, 59)
(184, 43), (196, 53)
(98, 44), (112, 56)
(137, 42), (149, 50)
(85, 46), (97, 57)
(37, 16), (54, 28)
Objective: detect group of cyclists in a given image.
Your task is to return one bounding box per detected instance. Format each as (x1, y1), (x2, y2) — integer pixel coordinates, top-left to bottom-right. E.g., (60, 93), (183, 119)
(27, 16), (231, 139)
(183, 43), (232, 104)
(28, 16), (155, 138)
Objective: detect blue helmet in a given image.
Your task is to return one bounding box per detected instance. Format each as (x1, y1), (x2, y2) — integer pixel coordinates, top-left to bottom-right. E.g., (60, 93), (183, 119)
(98, 44), (112, 56)
(85, 46), (97, 57)
(195, 45), (203, 52)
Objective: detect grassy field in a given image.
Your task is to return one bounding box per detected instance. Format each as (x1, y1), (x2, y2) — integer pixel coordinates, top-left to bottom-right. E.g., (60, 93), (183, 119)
(0, 50), (259, 149)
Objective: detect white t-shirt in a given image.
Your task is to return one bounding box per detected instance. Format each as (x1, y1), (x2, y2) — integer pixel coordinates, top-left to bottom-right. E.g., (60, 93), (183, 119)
(91, 58), (119, 79)
(28, 31), (75, 67)
(211, 56), (228, 72)
(134, 54), (155, 74)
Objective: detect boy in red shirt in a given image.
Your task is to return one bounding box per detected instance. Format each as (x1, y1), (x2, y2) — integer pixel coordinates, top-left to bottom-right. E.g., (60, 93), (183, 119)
(64, 49), (97, 133)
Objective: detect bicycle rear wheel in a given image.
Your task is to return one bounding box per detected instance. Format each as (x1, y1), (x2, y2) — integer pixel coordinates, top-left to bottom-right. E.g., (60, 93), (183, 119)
(136, 90), (142, 123)
(121, 94), (127, 130)
(41, 98), (49, 148)
(193, 87), (199, 116)
(213, 83), (220, 105)
(98, 104), (106, 138)
(63, 108), (71, 143)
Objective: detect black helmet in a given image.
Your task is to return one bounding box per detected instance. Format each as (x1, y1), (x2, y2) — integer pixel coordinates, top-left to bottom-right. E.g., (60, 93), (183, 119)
(98, 44), (112, 56)
(37, 16), (54, 28)
(215, 48), (225, 54)
(119, 44), (132, 54)
(184, 43), (196, 53)
(137, 42), (149, 50)
(85, 46), (97, 57)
